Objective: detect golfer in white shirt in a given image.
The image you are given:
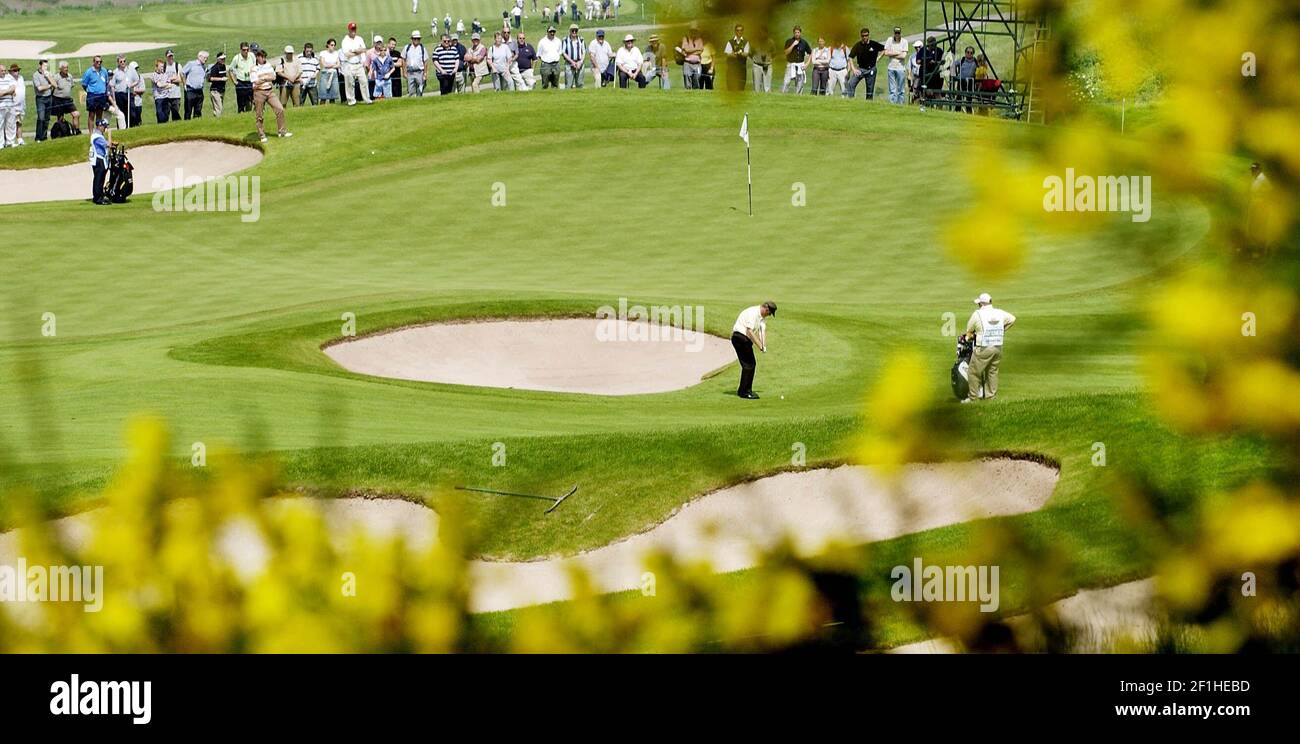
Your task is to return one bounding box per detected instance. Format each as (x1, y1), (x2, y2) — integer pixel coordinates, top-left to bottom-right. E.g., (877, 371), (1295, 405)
(731, 301), (776, 399)
(963, 292), (1016, 402)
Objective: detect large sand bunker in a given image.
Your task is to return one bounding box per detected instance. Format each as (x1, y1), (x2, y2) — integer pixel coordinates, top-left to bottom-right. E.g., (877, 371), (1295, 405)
(0, 40), (175, 59)
(0, 140), (263, 205)
(0, 459), (1058, 614)
(470, 459), (1059, 611)
(324, 318), (736, 395)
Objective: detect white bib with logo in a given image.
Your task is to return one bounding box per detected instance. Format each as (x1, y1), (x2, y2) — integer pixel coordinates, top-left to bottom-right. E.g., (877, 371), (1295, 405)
(976, 306), (1005, 347)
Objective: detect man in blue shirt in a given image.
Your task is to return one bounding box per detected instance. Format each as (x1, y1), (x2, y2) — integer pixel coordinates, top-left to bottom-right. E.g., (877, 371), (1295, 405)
(180, 51), (209, 119)
(81, 56), (110, 129)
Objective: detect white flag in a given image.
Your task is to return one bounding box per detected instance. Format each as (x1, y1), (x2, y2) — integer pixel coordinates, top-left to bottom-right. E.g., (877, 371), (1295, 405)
(739, 114), (749, 145)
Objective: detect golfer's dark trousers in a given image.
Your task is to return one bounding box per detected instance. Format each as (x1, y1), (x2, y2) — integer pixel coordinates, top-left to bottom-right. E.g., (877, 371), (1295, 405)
(731, 332), (756, 395)
(92, 161), (107, 202)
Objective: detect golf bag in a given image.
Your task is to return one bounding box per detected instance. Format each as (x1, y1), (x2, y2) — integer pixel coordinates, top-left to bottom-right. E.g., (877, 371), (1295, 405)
(951, 334), (976, 401)
(105, 144), (134, 203)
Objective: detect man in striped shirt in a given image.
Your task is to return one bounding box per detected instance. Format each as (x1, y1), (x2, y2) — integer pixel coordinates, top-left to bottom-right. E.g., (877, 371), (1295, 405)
(561, 24), (585, 88)
(299, 43), (320, 105)
(432, 35), (462, 96)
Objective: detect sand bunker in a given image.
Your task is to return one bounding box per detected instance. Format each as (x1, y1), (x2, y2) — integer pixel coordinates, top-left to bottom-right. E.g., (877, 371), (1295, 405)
(0, 40), (175, 59)
(0, 458), (1058, 614)
(0, 140), (263, 205)
(0, 40), (56, 58)
(324, 318), (736, 395)
(888, 579), (1157, 653)
(470, 459), (1059, 611)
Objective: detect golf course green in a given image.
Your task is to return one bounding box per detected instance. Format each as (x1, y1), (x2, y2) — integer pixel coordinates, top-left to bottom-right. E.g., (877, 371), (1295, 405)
(0, 0), (1276, 637)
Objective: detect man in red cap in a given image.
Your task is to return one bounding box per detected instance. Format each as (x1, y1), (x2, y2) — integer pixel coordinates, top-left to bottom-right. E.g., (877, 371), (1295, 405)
(340, 21), (373, 105)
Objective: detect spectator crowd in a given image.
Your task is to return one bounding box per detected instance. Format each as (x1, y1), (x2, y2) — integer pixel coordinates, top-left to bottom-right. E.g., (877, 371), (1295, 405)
(0, 15), (1006, 148)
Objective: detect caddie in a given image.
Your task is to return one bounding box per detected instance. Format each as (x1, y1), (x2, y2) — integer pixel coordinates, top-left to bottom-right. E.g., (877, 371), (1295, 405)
(963, 292), (1016, 402)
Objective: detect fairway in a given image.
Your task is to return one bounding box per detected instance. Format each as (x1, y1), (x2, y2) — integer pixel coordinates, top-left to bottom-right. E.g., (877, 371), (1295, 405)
(1, 0), (1287, 660)
(0, 87), (1216, 559)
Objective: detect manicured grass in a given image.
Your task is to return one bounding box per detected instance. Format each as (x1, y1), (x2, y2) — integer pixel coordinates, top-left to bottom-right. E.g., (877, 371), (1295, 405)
(468, 393), (1274, 645)
(1, 87), (1213, 556)
(0, 2), (1270, 647)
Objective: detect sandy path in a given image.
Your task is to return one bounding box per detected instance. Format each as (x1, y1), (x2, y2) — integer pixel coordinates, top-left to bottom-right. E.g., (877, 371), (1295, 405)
(324, 318), (736, 395)
(888, 579), (1157, 653)
(0, 140), (263, 205)
(0, 459), (1058, 614)
(0, 40), (175, 59)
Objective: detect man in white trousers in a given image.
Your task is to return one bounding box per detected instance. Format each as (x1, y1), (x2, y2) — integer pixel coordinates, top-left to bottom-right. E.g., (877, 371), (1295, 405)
(340, 22), (373, 105)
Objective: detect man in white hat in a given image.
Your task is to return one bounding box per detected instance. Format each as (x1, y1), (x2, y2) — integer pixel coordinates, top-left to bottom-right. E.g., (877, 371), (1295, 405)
(276, 45), (302, 106)
(962, 293), (1016, 402)
(907, 39), (923, 104)
(403, 30), (428, 96)
(614, 33), (646, 88)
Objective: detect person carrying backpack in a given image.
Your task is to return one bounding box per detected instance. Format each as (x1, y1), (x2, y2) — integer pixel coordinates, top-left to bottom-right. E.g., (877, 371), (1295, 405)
(403, 30), (429, 96)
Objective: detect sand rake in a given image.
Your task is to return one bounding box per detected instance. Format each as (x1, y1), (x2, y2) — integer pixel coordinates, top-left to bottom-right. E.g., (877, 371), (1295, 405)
(455, 484), (578, 514)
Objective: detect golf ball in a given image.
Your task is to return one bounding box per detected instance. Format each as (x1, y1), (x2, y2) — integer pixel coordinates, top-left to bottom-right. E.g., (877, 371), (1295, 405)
(781, 395), (785, 400)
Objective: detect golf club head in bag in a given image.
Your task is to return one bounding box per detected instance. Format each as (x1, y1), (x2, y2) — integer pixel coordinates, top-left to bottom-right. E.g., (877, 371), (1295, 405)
(951, 334), (975, 401)
(107, 144), (134, 203)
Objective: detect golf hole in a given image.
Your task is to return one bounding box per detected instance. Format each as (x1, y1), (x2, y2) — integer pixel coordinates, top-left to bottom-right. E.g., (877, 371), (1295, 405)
(323, 318), (736, 395)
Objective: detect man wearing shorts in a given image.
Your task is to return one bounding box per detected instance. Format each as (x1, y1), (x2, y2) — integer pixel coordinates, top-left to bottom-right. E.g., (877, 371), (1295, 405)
(50, 61), (81, 133)
(81, 56), (111, 128)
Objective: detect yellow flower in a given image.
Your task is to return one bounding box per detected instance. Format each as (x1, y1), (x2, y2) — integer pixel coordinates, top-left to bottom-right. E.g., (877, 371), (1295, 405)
(943, 206), (1024, 280)
(1203, 485), (1300, 566)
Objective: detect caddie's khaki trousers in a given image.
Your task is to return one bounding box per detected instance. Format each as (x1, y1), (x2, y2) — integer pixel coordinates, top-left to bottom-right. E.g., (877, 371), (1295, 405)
(967, 344), (1002, 399)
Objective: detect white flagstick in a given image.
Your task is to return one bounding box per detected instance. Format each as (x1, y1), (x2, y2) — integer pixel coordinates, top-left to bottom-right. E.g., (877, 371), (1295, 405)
(740, 113), (752, 216)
